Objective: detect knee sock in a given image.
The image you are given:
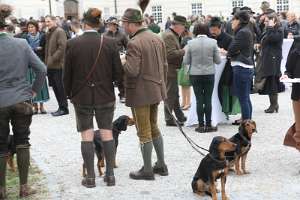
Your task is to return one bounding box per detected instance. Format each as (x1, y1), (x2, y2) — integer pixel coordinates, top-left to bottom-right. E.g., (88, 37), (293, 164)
(141, 142), (153, 172)
(16, 146), (30, 185)
(81, 141), (95, 179)
(152, 135), (166, 167)
(103, 140), (115, 176)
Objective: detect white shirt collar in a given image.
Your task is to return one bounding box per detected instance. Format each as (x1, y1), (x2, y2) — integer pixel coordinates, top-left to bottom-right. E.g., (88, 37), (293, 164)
(197, 34), (207, 38)
(84, 30), (97, 33)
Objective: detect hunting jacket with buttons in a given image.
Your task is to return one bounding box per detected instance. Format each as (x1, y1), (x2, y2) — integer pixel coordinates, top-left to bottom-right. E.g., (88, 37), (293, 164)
(123, 28), (168, 107)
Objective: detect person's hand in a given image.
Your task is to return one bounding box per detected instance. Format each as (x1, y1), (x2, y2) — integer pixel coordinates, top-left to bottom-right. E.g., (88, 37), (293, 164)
(120, 54), (126, 65)
(280, 74), (288, 81)
(268, 19), (275, 27)
(288, 33), (294, 39)
(32, 91), (37, 98)
(219, 48), (227, 56)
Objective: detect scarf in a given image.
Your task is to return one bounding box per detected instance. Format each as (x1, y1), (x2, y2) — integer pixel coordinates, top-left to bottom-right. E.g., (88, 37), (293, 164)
(27, 32), (40, 50)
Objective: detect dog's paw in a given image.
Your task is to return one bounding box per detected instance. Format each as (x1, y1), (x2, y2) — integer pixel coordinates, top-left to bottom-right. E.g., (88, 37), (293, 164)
(236, 170), (243, 175)
(243, 170), (250, 174)
(222, 196), (230, 200)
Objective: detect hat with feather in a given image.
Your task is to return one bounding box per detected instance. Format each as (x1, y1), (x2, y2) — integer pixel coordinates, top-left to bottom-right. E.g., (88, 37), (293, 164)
(121, 0), (150, 23)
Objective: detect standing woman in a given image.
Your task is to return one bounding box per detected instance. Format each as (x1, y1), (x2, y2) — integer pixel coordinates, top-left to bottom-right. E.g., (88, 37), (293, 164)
(178, 28), (192, 110)
(183, 23), (221, 133)
(257, 13), (284, 113)
(283, 38), (300, 150)
(26, 20), (49, 114)
(228, 11), (254, 121)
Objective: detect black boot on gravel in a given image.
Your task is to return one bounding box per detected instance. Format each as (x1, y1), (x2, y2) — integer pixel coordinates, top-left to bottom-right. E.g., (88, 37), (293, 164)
(153, 162), (169, 176)
(103, 176), (116, 186)
(129, 167), (155, 180)
(81, 178), (96, 188)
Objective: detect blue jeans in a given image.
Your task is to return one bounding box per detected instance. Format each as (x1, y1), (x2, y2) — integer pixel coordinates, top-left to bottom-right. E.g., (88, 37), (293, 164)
(232, 66), (254, 120)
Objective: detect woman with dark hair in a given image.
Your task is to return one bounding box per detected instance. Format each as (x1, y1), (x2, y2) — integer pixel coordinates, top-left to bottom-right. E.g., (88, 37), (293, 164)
(183, 23), (221, 133)
(228, 11), (254, 121)
(256, 13), (284, 113)
(26, 20), (49, 114)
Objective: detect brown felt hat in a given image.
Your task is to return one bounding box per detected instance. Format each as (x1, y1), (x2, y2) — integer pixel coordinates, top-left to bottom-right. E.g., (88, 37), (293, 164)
(121, 8), (143, 23)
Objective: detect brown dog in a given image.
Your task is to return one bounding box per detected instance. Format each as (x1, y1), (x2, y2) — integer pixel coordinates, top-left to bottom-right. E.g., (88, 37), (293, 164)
(192, 136), (236, 200)
(226, 120), (257, 175)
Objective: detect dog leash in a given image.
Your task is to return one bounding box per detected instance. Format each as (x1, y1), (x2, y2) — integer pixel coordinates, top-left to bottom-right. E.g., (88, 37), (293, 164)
(165, 106), (209, 157)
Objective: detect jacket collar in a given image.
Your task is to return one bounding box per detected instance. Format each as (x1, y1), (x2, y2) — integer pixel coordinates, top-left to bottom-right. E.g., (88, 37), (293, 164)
(169, 28), (180, 38)
(48, 26), (58, 33)
(130, 27), (148, 39)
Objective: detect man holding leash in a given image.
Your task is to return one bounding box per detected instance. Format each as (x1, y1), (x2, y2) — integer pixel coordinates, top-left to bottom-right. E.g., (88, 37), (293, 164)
(121, 2), (169, 180)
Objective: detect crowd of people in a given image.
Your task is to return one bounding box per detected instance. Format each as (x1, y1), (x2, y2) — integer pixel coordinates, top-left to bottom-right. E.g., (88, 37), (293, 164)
(0, 0), (300, 198)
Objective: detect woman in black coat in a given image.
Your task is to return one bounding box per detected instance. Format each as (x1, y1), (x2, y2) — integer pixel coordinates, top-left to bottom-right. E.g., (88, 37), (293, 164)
(257, 13), (284, 113)
(283, 37), (300, 150)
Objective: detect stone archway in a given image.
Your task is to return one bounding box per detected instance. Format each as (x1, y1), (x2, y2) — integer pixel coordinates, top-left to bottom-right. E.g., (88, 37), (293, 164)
(64, 0), (79, 20)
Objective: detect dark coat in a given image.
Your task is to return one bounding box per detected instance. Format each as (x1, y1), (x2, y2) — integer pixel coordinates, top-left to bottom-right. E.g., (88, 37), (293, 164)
(104, 29), (128, 52)
(162, 28), (185, 78)
(259, 26), (284, 78)
(45, 26), (67, 69)
(123, 29), (168, 107)
(63, 32), (123, 105)
(285, 38), (300, 100)
(284, 21), (300, 38)
(228, 24), (254, 66)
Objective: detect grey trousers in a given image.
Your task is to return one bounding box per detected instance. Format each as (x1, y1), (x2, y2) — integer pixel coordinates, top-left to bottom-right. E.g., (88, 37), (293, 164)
(164, 77), (185, 122)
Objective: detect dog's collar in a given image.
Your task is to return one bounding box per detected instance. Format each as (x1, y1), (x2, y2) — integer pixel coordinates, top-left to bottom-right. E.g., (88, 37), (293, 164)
(238, 131), (251, 146)
(208, 154), (228, 166)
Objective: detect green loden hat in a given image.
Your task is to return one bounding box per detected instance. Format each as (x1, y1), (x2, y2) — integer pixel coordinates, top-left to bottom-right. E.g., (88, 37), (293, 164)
(172, 15), (187, 26)
(121, 8), (144, 23)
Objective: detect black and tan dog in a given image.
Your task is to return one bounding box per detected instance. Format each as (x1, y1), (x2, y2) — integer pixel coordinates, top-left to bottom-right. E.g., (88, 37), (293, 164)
(192, 136), (236, 200)
(82, 115), (135, 177)
(225, 119), (257, 175)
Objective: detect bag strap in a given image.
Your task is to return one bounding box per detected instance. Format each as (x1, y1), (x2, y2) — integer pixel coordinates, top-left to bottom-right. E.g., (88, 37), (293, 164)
(85, 35), (104, 81)
(70, 35), (104, 99)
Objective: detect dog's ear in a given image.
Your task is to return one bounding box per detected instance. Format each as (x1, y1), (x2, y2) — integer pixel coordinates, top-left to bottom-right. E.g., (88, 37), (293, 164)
(209, 137), (223, 158)
(113, 116), (129, 132)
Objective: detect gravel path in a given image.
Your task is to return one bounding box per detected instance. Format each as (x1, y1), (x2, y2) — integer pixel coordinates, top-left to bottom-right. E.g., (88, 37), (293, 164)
(30, 88), (300, 200)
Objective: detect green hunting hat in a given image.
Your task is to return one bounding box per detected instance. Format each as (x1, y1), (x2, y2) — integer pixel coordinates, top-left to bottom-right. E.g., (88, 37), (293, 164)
(172, 15), (187, 26)
(121, 8), (143, 23)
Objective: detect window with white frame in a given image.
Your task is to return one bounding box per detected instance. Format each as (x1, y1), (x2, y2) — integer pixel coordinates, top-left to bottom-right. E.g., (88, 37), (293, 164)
(152, 5), (162, 23)
(232, 0), (243, 8)
(191, 3), (202, 16)
(277, 0), (289, 12)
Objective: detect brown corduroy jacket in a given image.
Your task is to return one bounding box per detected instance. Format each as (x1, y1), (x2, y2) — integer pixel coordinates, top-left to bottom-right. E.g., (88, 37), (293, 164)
(123, 29), (168, 107)
(45, 26), (67, 69)
(63, 32), (123, 105)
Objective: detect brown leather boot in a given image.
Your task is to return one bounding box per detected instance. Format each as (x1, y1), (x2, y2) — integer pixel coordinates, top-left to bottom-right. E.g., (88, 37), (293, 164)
(19, 184), (36, 198)
(81, 177), (96, 188)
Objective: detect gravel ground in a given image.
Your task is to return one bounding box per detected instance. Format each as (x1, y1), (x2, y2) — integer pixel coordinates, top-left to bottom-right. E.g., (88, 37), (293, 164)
(30, 87), (300, 200)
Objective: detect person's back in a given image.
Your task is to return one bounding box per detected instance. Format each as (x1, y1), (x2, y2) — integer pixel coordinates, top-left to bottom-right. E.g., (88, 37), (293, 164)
(64, 32), (123, 105)
(184, 36), (221, 75)
(0, 4), (46, 198)
(0, 35), (46, 107)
